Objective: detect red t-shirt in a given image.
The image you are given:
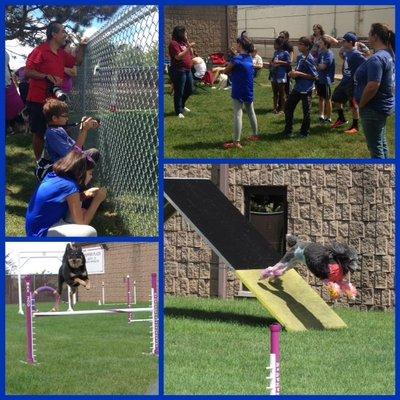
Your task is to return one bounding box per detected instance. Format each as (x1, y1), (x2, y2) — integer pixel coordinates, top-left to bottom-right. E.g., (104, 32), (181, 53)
(169, 40), (192, 71)
(26, 42), (76, 103)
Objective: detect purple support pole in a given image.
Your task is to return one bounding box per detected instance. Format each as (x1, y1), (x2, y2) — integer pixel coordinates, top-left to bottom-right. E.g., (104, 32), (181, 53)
(126, 275), (132, 324)
(151, 273), (158, 355)
(270, 324), (282, 394)
(25, 277), (36, 364)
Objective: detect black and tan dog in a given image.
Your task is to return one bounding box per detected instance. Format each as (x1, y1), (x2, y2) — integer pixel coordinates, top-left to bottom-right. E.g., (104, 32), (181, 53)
(57, 243), (90, 305)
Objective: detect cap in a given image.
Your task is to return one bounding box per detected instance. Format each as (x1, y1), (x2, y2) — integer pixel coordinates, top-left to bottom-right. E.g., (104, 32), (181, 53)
(343, 32), (358, 43)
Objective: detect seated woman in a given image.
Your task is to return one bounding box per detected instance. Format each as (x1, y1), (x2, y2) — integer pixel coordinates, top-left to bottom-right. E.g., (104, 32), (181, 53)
(26, 149), (107, 237)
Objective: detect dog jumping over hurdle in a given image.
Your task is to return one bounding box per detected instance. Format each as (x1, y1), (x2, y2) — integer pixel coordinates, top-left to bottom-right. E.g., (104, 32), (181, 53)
(56, 244), (90, 309)
(260, 234), (359, 299)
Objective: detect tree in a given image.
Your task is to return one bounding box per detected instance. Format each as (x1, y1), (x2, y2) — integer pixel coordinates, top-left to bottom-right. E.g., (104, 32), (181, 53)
(6, 5), (119, 47)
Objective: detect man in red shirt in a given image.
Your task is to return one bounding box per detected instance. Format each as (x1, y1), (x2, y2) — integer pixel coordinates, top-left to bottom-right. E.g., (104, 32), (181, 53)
(25, 21), (86, 160)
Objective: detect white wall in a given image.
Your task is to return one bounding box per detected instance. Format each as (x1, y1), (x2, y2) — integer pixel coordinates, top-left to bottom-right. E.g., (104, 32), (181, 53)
(238, 6), (395, 39)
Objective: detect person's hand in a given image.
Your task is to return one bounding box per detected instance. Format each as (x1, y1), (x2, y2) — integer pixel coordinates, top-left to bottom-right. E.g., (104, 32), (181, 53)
(46, 74), (63, 86)
(84, 187), (99, 198)
(79, 37), (89, 46)
(96, 187), (107, 202)
(82, 117), (100, 131)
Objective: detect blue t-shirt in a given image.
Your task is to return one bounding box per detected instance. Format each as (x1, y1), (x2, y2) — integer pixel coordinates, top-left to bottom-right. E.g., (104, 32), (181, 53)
(293, 53), (318, 94)
(317, 50), (335, 85)
(26, 172), (81, 237)
(45, 126), (76, 163)
(231, 54), (254, 103)
(342, 49), (366, 85)
(354, 49), (395, 115)
(272, 50), (291, 83)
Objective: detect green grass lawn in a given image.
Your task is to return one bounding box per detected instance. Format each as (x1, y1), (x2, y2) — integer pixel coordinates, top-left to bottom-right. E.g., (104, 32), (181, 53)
(6, 133), (131, 237)
(165, 296), (394, 395)
(164, 70), (395, 159)
(6, 303), (158, 394)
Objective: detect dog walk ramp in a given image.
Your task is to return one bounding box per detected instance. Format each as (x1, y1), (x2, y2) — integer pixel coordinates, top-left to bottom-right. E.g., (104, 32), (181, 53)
(236, 269), (347, 331)
(164, 178), (280, 269)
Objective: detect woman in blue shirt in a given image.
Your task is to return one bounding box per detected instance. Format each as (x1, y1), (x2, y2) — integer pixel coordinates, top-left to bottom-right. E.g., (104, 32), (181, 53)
(221, 31), (259, 149)
(26, 149), (107, 237)
(354, 23), (395, 159)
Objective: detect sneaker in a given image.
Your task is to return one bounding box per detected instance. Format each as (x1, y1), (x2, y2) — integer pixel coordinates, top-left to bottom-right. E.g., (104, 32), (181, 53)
(247, 135), (261, 142)
(324, 118), (332, 124)
(318, 116), (325, 123)
(331, 119), (348, 129)
(344, 127), (359, 135)
(184, 107), (191, 112)
(178, 113), (185, 119)
(223, 141), (242, 149)
(280, 131), (294, 139)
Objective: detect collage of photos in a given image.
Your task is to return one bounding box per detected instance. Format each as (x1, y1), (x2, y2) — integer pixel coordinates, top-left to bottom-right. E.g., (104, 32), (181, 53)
(4, 3), (396, 397)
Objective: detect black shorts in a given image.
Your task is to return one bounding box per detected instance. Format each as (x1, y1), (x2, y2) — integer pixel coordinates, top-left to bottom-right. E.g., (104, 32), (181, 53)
(26, 101), (46, 137)
(316, 82), (331, 100)
(331, 81), (353, 105)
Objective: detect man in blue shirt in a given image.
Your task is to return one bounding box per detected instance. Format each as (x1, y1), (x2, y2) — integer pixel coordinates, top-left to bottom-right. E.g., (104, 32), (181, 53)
(38, 98), (100, 180)
(282, 36), (318, 138)
(331, 32), (366, 134)
(316, 36), (335, 124)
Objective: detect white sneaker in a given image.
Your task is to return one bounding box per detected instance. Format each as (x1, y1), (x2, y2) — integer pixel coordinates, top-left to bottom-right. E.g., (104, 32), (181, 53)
(184, 107), (191, 112)
(178, 113), (185, 119)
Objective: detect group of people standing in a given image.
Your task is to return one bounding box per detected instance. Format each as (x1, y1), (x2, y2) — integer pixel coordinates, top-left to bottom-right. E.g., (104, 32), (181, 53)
(168, 23), (395, 159)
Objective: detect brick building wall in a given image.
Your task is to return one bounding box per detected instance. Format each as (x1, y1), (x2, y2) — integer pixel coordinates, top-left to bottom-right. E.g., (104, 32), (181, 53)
(164, 164), (395, 310)
(165, 6), (238, 59)
(77, 243), (158, 304)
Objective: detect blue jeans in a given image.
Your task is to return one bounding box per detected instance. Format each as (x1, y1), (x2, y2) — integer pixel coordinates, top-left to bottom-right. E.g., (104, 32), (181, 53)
(170, 68), (193, 115)
(360, 107), (389, 159)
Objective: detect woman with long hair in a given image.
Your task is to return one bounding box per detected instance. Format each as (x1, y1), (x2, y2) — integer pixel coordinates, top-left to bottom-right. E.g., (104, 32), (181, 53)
(310, 24), (338, 60)
(354, 23), (395, 158)
(168, 26), (195, 118)
(26, 149), (107, 237)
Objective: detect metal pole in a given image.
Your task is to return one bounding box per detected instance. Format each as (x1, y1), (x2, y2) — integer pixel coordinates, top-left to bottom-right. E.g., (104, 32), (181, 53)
(18, 272), (24, 315)
(25, 277), (35, 364)
(133, 280), (137, 305)
(101, 281), (105, 305)
(151, 273), (158, 355)
(126, 275), (132, 324)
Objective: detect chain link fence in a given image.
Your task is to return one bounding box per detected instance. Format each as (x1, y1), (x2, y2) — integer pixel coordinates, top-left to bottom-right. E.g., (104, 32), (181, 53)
(70, 5), (159, 236)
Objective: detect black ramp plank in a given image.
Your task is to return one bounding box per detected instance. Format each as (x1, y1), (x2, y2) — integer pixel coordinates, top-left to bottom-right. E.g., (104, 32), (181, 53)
(164, 178), (280, 270)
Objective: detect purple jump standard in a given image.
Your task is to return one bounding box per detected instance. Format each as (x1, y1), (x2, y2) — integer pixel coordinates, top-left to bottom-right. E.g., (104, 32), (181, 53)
(267, 323), (282, 395)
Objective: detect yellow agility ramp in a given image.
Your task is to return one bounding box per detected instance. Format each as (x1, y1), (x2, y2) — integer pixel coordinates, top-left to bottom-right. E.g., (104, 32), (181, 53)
(236, 269), (347, 331)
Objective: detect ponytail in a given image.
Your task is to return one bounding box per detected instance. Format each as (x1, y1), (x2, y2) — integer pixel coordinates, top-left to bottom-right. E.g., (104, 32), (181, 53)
(388, 30), (395, 52)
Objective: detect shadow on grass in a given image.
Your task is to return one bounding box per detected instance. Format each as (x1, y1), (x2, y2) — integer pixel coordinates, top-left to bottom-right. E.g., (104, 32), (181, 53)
(165, 306), (276, 327)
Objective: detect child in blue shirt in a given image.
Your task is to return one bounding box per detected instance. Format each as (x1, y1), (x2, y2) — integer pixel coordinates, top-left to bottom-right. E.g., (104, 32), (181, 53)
(283, 36), (318, 138)
(221, 31), (259, 149)
(26, 150), (107, 237)
(331, 32), (366, 134)
(316, 36), (335, 124)
(270, 37), (291, 114)
(37, 98), (100, 180)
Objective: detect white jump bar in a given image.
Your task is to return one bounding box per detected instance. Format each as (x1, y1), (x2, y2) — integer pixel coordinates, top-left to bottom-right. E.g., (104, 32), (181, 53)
(34, 308), (152, 317)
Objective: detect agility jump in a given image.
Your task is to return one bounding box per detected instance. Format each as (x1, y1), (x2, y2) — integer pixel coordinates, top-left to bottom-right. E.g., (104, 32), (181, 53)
(267, 324), (281, 395)
(24, 273), (158, 364)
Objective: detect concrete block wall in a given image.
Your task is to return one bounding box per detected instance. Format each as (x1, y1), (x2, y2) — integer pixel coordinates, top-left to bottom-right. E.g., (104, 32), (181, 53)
(164, 164), (395, 310)
(77, 243), (158, 304)
(165, 6), (238, 59)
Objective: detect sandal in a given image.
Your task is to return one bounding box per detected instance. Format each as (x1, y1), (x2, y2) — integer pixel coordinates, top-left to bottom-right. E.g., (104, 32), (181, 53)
(223, 141), (242, 149)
